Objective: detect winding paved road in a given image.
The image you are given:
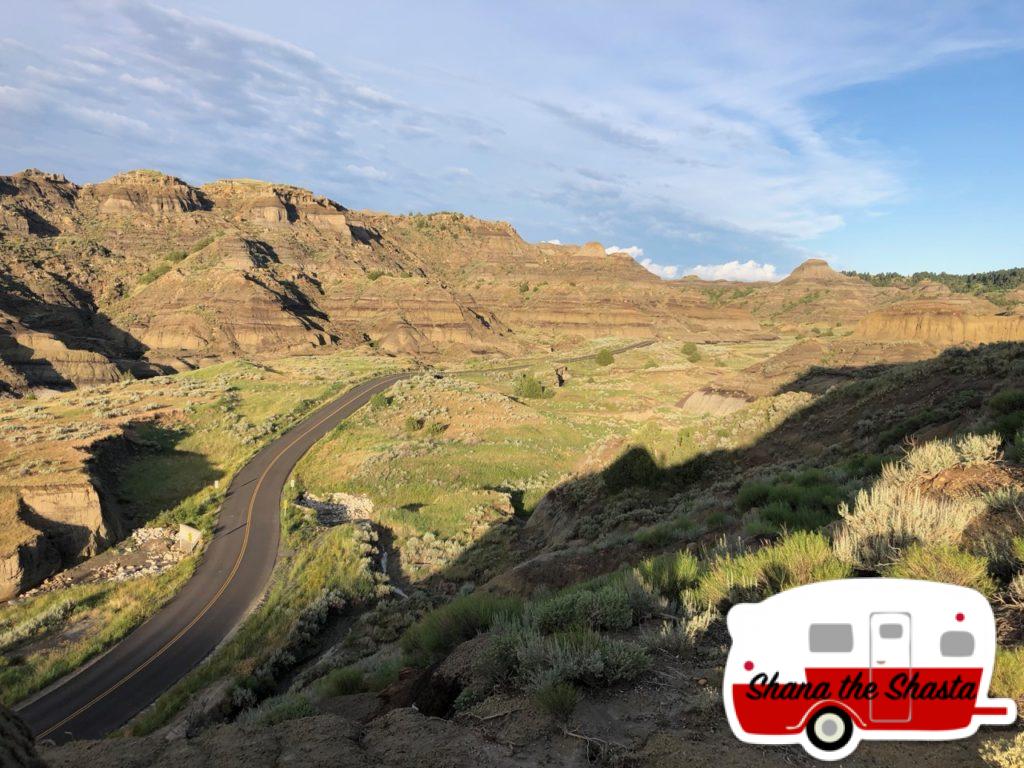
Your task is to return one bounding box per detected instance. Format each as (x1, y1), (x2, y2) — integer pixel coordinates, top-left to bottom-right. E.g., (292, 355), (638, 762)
(17, 339), (654, 743)
(18, 372), (410, 744)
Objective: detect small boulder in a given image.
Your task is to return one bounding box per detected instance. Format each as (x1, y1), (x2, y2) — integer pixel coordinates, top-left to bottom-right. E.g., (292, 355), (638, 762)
(175, 524), (202, 555)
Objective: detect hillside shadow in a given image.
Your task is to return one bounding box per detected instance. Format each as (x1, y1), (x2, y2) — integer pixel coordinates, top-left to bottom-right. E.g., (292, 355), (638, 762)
(0, 272), (168, 385)
(0, 323), (73, 389)
(90, 422), (222, 528)
(409, 342), (1024, 601)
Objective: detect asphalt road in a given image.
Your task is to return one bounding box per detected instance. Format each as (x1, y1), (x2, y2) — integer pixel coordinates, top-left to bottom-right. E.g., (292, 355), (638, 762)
(17, 371), (410, 744)
(16, 338), (654, 743)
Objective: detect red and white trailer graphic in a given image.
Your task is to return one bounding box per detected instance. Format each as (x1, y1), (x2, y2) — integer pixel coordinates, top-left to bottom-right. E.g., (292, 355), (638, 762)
(724, 578), (1016, 760)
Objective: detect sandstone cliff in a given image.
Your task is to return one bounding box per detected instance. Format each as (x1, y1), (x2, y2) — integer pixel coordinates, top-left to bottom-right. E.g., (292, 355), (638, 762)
(857, 298), (1024, 345)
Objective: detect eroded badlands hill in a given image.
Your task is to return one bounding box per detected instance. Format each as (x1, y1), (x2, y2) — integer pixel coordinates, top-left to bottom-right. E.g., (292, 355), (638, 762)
(0, 169), (769, 395)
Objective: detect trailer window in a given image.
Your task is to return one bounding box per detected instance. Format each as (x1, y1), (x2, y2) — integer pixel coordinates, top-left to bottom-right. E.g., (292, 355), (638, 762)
(878, 623), (903, 639)
(941, 631), (974, 657)
(809, 623), (853, 652)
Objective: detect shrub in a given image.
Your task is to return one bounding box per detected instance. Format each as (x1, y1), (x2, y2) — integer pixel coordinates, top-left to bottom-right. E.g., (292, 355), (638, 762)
(991, 390), (1024, 416)
(165, 249), (188, 263)
(594, 348), (615, 366)
(138, 262), (172, 285)
(681, 342), (701, 363)
(401, 593), (521, 666)
(516, 627), (649, 691)
(834, 485), (981, 570)
(885, 544), (996, 597)
(735, 481), (772, 511)
(904, 439), (960, 475)
(237, 694), (315, 727)
(956, 432), (1003, 464)
(364, 658), (403, 691)
(513, 375), (549, 399)
(992, 647), (1024, 701)
(369, 392), (391, 410)
(530, 581), (639, 634)
(533, 681), (579, 721)
(367, 270), (384, 281)
(635, 550), (701, 603)
(519, 281), (530, 293)
(189, 232), (220, 253)
(981, 731), (1024, 768)
(426, 421), (447, 436)
(318, 666), (365, 696)
(404, 416), (424, 432)
(695, 531), (849, 610)
(633, 514), (695, 547)
(734, 470), (844, 532)
(602, 446), (660, 493)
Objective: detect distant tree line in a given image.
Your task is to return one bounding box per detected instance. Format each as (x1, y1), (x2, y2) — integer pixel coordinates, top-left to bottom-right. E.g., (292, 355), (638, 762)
(843, 267), (1024, 295)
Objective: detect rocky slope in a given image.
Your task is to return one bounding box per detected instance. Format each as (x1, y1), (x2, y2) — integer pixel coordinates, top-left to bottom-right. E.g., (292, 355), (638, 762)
(1, 704), (44, 768)
(0, 169), (769, 395)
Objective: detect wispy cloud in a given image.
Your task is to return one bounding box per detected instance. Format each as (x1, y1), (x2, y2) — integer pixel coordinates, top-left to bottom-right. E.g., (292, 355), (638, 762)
(2, 1), (1022, 274)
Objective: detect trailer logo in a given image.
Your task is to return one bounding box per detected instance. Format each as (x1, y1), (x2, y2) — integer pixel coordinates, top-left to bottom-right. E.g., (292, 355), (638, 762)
(723, 578), (1016, 761)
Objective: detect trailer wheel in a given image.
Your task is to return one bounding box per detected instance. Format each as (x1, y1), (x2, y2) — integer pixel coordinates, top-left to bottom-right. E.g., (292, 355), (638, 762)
(806, 707), (853, 752)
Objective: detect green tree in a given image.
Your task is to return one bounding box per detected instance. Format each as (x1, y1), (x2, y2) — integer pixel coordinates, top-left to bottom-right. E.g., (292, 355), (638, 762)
(595, 348), (614, 366)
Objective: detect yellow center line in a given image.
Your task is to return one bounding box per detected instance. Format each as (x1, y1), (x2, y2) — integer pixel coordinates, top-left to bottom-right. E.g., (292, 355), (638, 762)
(37, 373), (403, 739)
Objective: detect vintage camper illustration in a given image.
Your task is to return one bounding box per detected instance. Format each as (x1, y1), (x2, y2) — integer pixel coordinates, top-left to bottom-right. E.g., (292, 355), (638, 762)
(724, 579), (1016, 761)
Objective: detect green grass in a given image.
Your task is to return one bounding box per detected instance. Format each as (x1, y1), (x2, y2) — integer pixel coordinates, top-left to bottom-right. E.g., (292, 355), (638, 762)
(885, 544), (996, 597)
(735, 469), (845, 532)
(0, 559), (196, 705)
(138, 262), (172, 285)
(693, 532), (850, 610)
(533, 681), (579, 721)
(318, 666), (366, 696)
(635, 550), (701, 603)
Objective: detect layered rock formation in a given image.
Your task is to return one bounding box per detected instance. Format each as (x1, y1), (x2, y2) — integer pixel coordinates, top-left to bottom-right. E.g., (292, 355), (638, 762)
(4, 168), (1023, 398)
(0, 169), (773, 394)
(857, 298), (1024, 345)
(0, 473), (115, 601)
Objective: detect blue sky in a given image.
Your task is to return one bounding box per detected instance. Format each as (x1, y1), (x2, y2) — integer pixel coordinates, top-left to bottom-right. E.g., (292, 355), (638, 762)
(2, 1), (1023, 280)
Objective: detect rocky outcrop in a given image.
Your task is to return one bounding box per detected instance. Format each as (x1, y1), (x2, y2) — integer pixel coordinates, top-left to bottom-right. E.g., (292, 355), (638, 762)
(0, 704), (45, 768)
(84, 170), (207, 216)
(0, 311), (123, 390)
(0, 475), (117, 600)
(202, 180), (350, 235)
(0, 499), (62, 602)
(0, 169), (78, 235)
(678, 387), (753, 416)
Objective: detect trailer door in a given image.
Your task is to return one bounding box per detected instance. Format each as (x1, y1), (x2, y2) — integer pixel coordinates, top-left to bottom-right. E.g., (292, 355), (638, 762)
(869, 612), (912, 722)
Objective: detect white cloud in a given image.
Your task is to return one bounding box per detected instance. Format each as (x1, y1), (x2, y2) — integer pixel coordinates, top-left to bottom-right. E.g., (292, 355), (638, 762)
(684, 260), (780, 282)
(638, 259), (679, 279)
(541, 239), (562, 244)
(345, 164), (389, 181)
(604, 244), (643, 259)
(605, 244), (680, 279)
